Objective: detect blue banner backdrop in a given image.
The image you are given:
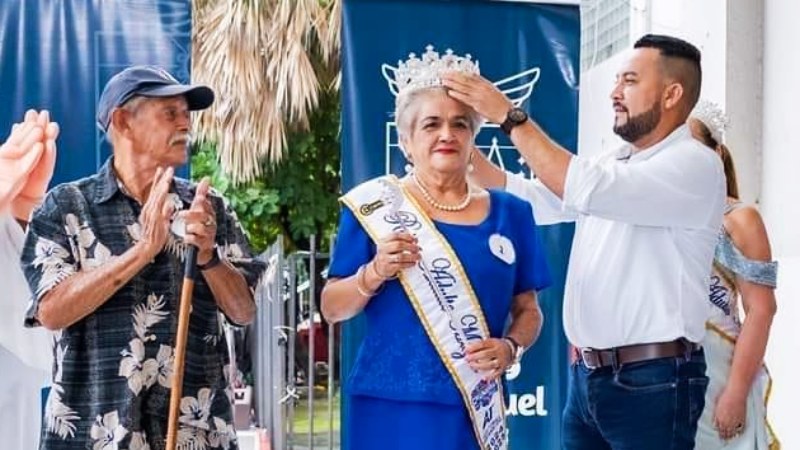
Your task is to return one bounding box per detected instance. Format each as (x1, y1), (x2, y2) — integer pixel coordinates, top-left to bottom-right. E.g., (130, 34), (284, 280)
(0, 0), (193, 184)
(341, 0), (579, 448)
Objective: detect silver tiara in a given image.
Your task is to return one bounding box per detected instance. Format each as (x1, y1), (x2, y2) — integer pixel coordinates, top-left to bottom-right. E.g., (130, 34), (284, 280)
(691, 100), (729, 144)
(381, 45), (480, 96)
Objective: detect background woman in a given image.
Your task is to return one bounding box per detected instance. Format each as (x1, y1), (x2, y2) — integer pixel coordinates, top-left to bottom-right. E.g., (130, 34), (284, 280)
(690, 101), (779, 449)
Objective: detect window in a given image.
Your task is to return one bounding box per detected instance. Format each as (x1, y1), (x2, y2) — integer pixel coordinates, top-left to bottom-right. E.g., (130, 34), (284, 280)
(581, 0), (631, 71)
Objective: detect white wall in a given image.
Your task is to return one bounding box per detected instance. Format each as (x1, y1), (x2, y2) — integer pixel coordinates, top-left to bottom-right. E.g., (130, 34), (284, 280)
(762, 0), (800, 447)
(578, 0), (727, 157)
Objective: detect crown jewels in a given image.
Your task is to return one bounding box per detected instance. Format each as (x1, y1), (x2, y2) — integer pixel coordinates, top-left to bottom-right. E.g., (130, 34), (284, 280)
(691, 100), (729, 144)
(382, 45), (480, 96)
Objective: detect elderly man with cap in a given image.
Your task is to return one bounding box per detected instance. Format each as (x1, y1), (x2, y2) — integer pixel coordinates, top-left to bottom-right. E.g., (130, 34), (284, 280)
(20, 66), (266, 450)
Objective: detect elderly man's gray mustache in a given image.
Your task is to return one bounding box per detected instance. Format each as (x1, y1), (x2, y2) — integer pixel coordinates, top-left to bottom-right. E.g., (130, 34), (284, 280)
(169, 132), (192, 146)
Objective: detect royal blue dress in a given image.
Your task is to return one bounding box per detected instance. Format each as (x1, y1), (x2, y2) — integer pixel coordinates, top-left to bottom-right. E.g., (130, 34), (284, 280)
(329, 189), (552, 450)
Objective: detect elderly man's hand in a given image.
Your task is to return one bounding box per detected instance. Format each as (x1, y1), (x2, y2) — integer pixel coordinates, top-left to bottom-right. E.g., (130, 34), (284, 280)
(180, 177), (217, 265)
(0, 110), (46, 215)
(138, 166), (175, 260)
(441, 73), (513, 125)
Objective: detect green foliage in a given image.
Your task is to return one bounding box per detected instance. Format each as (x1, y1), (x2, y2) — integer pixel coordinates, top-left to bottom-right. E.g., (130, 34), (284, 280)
(191, 88), (341, 254)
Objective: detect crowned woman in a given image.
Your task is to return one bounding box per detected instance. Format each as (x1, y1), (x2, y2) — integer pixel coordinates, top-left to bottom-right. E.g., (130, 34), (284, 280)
(321, 46), (552, 450)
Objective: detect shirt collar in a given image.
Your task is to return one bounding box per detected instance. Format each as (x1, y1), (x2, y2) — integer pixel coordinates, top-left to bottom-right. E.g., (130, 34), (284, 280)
(616, 124), (692, 162)
(94, 157), (194, 205)
(95, 158), (121, 204)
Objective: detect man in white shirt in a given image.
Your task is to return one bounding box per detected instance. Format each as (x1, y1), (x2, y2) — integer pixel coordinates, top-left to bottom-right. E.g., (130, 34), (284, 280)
(0, 110), (58, 449)
(443, 34), (725, 449)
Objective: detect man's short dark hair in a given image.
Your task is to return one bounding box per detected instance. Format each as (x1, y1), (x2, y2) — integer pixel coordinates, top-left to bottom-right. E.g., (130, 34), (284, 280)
(634, 34), (702, 112)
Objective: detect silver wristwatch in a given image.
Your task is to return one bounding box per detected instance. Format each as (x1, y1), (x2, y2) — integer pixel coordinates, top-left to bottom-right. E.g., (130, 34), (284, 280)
(504, 336), (524, 364)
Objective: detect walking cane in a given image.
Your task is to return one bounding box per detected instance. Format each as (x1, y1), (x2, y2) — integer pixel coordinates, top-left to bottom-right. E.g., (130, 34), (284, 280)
(165, 245), (198, 450)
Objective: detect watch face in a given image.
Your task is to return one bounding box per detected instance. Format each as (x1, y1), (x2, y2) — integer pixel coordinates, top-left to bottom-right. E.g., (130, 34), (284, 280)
(509, 108), (528, 123)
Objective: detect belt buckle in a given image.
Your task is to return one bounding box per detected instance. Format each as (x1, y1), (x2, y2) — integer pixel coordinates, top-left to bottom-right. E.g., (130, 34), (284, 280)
(580, 348), (599, 370)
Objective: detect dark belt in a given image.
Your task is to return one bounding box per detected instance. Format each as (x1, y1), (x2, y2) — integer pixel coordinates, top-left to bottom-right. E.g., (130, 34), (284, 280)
(577, 338), (701, 370)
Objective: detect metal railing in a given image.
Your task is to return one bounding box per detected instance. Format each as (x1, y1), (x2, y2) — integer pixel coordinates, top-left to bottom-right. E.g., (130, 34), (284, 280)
(251, 235), (339, 450)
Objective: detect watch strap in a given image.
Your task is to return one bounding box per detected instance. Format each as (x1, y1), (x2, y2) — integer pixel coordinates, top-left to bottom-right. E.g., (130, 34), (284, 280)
(500, 107), (528, 135)
(197, 247), (222, 271)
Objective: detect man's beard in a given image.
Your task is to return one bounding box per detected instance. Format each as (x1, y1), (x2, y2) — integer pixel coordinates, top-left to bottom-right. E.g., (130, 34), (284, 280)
(613, 101), (661, 143)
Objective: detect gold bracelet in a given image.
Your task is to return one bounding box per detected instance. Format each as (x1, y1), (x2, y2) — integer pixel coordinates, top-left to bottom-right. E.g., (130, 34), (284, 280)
(370, 260), (397, 280)
(355, 265), (375, 298)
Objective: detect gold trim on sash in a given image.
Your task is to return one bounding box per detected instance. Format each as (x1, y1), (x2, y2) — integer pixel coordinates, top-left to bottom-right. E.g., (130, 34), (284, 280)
(705, 321), (780, 449)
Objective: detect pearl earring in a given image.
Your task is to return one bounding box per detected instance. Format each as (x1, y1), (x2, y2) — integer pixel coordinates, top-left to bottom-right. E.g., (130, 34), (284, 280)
(405, 163), (414, 174)
(467, 150), (475, 173)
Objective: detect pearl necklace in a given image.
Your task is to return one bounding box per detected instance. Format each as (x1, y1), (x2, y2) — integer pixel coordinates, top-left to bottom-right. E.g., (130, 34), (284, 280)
(411, 173), (472, 212)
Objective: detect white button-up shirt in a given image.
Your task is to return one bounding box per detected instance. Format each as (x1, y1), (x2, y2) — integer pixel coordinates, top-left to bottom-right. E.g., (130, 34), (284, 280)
(506, 125), (725, 349)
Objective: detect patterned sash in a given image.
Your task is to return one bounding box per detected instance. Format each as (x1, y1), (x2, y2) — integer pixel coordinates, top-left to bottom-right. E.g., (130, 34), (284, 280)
(341, 175), (507, 450)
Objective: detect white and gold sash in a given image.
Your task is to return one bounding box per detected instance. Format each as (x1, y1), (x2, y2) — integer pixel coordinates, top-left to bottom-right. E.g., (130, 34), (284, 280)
(341, 175), (507, 450)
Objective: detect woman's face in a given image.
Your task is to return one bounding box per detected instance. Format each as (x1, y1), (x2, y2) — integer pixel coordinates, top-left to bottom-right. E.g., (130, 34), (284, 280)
(401, 90), (474, 176)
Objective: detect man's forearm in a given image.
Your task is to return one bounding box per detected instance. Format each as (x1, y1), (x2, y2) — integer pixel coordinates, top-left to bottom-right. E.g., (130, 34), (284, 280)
(37, 242), (153, 329)
(509, 121), (573, 198)
(201, 261), (256, 325)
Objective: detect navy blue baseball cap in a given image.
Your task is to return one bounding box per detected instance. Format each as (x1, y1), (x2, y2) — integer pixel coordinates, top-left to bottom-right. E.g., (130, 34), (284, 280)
(96, 65), (215, 132)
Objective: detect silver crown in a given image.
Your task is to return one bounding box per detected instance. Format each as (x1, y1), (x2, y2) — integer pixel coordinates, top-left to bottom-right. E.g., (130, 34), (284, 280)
(691, 100), (729, 144)
(382, 45), (480, 96)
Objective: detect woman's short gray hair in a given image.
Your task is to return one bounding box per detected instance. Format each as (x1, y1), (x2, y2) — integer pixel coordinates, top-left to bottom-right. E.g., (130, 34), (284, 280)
(394, 87), (484, 141)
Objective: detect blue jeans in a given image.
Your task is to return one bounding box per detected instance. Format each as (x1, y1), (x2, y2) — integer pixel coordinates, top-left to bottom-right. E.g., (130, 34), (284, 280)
(562, 349), (708, 450)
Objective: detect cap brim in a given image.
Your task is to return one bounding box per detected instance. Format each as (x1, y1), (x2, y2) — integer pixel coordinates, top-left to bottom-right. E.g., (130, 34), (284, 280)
(138, 84), (215, 111)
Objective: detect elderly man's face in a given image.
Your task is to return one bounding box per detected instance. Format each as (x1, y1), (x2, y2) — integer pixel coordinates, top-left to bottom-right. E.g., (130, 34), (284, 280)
(609, 48), (666, 144)
(127, 96), (191, 167)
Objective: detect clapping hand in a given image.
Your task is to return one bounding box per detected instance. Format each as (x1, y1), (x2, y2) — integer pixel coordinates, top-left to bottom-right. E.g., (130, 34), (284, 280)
(178, 177), (218, 266)
(0, 109), (59, 220)
(138, 167), (176, 259)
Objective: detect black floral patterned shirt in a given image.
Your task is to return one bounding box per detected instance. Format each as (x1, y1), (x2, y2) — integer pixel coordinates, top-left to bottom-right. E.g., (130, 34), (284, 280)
(21, 158), (266, 450)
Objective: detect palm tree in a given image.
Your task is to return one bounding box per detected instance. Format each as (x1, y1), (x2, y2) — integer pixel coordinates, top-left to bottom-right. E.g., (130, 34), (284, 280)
(191, 0), (341, 183)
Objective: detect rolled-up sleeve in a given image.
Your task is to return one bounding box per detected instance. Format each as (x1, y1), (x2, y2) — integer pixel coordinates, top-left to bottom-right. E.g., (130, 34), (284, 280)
(21, 190), (79, 327)
(505, 172), (578, 225)
(562, 143), (724, 228)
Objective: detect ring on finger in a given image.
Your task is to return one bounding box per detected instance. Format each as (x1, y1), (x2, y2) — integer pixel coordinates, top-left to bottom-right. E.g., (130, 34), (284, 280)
(391, 254), (400, 263)
(203, 217), (215, 227)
